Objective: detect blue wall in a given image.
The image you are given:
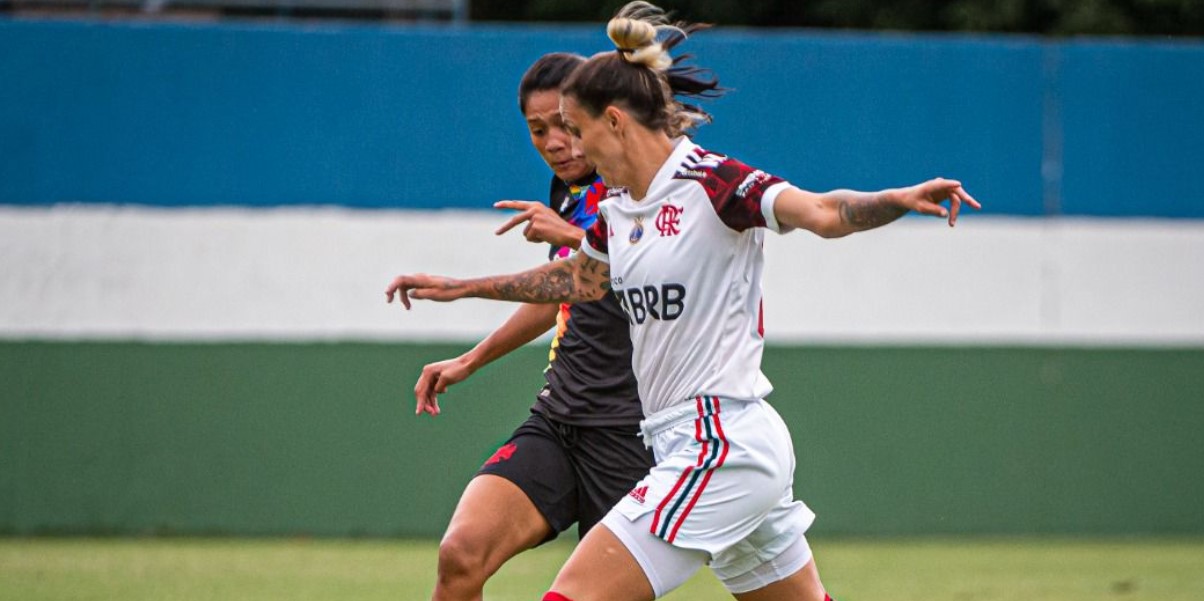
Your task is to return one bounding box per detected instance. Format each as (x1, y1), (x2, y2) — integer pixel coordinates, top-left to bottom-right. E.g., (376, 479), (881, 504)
(1, 19), (1201, 217)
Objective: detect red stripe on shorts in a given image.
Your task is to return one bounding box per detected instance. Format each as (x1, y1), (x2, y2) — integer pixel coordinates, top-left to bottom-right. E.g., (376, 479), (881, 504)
(651, 397), (710, 537)
(667, 397), (728, 543)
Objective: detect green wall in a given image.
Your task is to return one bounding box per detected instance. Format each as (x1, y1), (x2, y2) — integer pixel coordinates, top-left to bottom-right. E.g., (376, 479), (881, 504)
(2, 342), (1202, 537)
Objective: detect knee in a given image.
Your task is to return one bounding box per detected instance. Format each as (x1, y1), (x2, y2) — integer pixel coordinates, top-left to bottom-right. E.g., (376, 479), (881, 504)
(436, 531), (489, 583)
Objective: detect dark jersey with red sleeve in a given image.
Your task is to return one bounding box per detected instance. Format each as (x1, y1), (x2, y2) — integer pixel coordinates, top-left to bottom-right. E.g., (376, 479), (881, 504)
(532, 173), (642, 426)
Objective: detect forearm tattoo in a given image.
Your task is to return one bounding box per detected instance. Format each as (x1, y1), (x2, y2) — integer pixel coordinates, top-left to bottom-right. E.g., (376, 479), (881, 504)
(484, 256), (609, 304)
(577, 256), (612, 294)
(837, 192), (908, 230)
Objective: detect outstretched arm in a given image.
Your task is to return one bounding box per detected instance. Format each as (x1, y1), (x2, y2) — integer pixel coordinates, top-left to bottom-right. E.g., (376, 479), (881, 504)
(413, 302), (558, 417)
(774, 177), (980, 238)
(385, 250), (611, 309)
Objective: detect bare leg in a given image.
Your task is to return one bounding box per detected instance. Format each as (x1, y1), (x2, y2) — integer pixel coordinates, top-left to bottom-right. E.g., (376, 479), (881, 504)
(546, 524), (656, 601)
(432, 474), (553, 601)
(732, 558), (827, 601)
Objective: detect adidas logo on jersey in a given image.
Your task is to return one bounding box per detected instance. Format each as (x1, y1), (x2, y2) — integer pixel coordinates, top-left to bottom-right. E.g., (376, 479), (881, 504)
(676, 148), (727, 179)
(628, 485), (649, 504)
(684, 148), (726, 169)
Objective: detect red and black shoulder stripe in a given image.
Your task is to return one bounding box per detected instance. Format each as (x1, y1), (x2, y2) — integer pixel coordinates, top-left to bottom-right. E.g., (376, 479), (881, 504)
(673, 146), (784, 232)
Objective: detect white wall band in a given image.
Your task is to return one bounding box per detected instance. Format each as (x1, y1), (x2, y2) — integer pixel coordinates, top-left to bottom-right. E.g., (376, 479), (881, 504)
(2, 205), (1202, 346)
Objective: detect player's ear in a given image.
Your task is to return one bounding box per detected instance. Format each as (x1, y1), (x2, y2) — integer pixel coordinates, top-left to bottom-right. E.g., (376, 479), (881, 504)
(604, 105), (624, 133)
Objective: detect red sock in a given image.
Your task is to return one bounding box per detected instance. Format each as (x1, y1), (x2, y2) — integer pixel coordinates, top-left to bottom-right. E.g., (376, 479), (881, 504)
(542, 593), (574, 601)
(825, 595), (834, 601)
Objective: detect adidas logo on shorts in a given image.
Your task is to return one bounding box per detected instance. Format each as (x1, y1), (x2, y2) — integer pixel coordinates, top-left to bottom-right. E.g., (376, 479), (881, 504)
(628, 485), (649, 504)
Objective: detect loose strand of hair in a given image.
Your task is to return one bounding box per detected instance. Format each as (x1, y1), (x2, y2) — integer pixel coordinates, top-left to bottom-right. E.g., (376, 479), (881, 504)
(667, 56), (725, 99)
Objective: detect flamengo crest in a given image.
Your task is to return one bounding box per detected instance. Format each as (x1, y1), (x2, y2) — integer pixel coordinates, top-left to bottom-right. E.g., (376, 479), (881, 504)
(656, 203), (683, 236)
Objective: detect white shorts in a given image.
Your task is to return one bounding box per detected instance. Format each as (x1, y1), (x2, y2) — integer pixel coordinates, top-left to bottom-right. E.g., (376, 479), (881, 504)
(600, 396), (816, 595)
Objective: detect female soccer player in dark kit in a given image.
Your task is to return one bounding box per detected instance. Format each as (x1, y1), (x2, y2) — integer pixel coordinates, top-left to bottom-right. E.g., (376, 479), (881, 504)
(388, 3), (980, 600)
(412, 52), (652, 601)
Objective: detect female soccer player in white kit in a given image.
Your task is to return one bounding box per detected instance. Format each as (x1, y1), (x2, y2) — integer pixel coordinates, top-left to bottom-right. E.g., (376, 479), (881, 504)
(387, 3), (980, 600)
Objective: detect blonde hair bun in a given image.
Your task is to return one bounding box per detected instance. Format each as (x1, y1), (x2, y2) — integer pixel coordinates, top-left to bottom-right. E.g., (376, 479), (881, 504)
(607, 1), (679, 71)
(608, 17), (657, 51)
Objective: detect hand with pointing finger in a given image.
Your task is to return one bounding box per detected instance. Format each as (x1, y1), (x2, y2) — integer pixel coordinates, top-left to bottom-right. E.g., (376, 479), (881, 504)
(494, 200), (585, 249)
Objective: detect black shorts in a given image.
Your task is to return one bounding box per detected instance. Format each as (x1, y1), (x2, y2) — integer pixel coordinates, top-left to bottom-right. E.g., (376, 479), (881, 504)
(477, 411), (654, 542)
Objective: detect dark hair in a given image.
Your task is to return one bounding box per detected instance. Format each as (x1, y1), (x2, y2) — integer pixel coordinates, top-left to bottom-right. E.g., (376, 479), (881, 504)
(518, 52), (587, 114)
(561, 2), (723, 137)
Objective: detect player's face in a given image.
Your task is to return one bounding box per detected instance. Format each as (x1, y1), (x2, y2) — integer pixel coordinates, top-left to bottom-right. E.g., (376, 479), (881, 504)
(524, 89), (592, 182)
(559, 95), (623, 186)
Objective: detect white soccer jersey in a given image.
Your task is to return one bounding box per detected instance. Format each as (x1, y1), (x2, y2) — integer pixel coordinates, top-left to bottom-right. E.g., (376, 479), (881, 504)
(581, 138), (796, 416)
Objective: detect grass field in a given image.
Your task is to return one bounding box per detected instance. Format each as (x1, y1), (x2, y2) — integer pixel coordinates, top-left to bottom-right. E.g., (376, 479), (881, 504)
(2, 537), (1202, 600)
